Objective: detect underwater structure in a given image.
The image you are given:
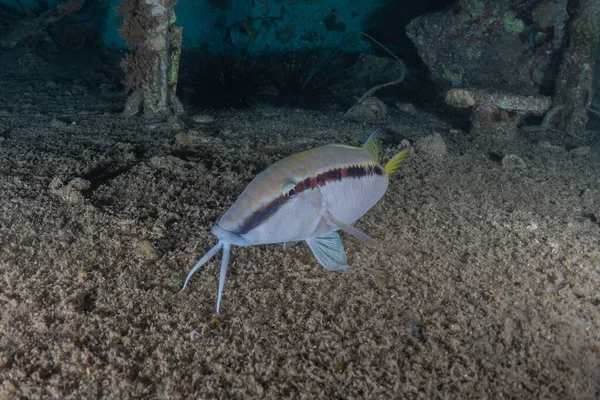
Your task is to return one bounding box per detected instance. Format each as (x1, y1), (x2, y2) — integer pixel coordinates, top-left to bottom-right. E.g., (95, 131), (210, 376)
(116, 0), (184, 120)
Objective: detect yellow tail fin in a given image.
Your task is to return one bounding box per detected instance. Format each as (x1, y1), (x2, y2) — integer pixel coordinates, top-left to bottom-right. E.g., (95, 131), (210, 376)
(384, 147), (410, 176)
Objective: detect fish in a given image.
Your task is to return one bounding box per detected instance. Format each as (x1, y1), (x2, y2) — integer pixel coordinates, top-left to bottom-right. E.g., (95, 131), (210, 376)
(181, 131), (410, 314)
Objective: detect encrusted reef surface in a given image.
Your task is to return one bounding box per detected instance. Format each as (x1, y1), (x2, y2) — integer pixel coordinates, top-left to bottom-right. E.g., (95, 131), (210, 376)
(406, 0), (568, 94)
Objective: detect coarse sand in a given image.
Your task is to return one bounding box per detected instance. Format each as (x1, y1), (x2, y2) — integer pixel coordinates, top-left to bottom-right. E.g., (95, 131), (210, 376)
(0, 72), (599, 399)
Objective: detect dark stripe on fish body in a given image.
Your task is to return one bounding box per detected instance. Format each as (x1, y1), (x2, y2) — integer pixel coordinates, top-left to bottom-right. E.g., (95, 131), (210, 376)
(296, 164), (383, 194)
(236, 163), (384, 234)
(235, 195), (288, 234)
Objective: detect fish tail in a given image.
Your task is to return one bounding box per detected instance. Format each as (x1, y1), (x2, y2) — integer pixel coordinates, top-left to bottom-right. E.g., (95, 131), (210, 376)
(384, 147), (410, 176)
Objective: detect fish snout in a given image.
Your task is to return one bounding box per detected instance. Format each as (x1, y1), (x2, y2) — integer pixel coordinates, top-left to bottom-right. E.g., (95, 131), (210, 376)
(211, 224), (251, 246)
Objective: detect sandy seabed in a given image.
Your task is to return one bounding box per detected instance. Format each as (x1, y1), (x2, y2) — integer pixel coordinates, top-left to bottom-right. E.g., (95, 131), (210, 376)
(0, 71), (599, 399)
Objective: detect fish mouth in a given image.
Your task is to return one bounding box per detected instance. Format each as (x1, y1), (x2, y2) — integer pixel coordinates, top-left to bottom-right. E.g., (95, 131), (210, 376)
(211, 224), (251, 246)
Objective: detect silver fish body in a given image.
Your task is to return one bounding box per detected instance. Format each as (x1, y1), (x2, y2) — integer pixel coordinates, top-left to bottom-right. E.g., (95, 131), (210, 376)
(216, 144), (388, 246)
(182, 132), (409, 313)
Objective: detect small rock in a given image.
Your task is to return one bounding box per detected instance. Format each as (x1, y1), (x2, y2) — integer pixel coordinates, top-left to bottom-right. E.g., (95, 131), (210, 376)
(345, 97), (387, 123)
(415, 133), (447, 157)
(501, 154), (526, 169)
(569, 146), (591, 157)
(538, 141), (563, 151)
(396, 102), (418, 114)
(135, 240), (158, 260)
(67, 178), (91, 192)
(49, 177), (91, 204)
(50, 118), (69, 129)
(191, 114), (215, 124)
(175, 131), (201, 149)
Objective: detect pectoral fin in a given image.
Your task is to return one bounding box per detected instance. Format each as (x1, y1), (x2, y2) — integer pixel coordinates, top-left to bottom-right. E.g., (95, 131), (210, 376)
(306, 232), (349, 271)
(323, 211), (378, 247)
(283, 240), (301, 249)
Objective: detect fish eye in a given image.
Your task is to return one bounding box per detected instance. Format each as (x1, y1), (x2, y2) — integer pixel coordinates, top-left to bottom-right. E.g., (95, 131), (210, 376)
(282, 182), (297, 198)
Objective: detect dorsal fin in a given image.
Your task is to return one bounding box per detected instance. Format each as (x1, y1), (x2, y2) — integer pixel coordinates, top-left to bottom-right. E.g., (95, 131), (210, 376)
(362, 130), (379, 161)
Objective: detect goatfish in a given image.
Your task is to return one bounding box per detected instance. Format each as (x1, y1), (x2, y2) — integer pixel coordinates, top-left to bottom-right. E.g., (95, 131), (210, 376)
(181, 132), (410, 314)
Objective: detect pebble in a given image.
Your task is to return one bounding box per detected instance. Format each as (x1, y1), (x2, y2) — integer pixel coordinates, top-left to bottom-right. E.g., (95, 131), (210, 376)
(415, 133), (447, 157)
(501, 154), (526, 169)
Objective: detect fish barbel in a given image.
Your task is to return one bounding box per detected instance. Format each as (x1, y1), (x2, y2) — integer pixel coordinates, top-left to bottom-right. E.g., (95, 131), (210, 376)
(181, 131), (410, 313)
